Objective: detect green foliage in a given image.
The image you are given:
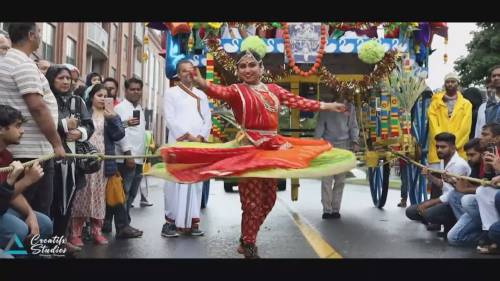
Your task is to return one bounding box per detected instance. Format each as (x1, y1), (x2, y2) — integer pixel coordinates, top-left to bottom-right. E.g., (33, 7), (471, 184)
(454, 23), (500, 87)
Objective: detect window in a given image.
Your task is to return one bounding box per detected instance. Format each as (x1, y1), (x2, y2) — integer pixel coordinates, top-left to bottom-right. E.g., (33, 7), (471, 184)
(65, 37), (76, 65)
(111, 67), (116, 79)
(42, 23), (55, 62)
(111, 23), (117, 52)
(123, 35), (128, 59)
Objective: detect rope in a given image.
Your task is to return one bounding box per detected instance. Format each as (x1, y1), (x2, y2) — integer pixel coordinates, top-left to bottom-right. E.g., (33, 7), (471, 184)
(390, 150), (497, 187)
(0, 153), (161, 173)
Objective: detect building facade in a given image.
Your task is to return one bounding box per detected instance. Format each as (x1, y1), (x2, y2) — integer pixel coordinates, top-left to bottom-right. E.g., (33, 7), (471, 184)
(0, 22), (169, 145)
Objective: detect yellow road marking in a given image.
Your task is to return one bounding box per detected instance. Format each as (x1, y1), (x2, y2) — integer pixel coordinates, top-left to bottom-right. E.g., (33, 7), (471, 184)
(278, 197), (343, 259)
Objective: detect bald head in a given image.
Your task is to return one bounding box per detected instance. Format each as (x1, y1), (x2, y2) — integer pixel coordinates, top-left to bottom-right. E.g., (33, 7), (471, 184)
(0, 34), (11, 56)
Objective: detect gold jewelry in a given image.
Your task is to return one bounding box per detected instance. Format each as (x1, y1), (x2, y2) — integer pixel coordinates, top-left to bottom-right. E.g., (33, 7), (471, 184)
(246, 83), (279, 113)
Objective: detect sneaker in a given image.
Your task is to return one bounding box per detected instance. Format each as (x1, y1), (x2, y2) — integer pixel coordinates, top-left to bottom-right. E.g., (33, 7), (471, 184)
(116, 225), (143, 239)
(477, 231), (492, 248)
(322, 212), (341, 219)
(189, 228), (205, 236)
(161, 223), (179, 238)
(330, 212), (341, 219)
(93, 234), (109, 245)
(140, 200), (153, 207)
(397, 199), (407, 208)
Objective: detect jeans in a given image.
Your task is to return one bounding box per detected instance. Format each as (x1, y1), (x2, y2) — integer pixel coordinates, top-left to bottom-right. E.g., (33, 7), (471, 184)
(0, 208), (53, 249)
(117, 163), (143, 224)
(17, 159), (55, 216)
(448, 194), (483, 246)
(448, 190), (465, 220)
(406, 202), (456, 232)
(488, 191), (500, 244)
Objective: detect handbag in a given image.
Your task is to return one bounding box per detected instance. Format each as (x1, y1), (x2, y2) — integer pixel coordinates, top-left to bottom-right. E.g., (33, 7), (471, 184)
(70, 96), (102, 174)
(106, 171), (126, 206)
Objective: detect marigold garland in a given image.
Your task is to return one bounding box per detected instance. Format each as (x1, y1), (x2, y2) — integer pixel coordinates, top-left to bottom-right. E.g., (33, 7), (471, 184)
(282, 22), (327, 77)
(205, 37), (397, 93)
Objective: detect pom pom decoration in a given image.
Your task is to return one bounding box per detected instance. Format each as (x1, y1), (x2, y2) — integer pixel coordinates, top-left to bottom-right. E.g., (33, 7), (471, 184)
(358, 40), (386, 64)
(240, 36), (267, 59)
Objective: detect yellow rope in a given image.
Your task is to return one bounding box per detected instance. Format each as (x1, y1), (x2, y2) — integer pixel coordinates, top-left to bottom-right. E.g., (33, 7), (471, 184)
(390, 150), (495, 187)
(0, 153), (161, 173)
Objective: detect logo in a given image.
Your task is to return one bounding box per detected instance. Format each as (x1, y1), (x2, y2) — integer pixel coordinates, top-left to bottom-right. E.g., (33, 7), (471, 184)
(4, 234), (28, 255)
(4, 234), (68, 257)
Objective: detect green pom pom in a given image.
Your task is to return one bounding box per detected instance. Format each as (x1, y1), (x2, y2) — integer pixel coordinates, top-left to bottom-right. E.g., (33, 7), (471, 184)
(240, 36), (267, 59)
(358, 40), (386, 64)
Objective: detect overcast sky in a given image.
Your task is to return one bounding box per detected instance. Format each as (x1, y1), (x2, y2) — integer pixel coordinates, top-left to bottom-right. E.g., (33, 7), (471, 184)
(426, 22), (478, 90)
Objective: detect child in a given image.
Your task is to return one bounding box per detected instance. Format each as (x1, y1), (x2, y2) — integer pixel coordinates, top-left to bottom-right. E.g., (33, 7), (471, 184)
(0, 104), (52, 255)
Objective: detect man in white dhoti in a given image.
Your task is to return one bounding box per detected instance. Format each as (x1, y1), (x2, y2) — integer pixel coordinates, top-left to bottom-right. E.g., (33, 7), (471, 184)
(161, 59), (212, 237)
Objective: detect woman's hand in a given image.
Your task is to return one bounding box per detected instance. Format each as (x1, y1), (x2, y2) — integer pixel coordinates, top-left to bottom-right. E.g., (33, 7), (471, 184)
(321, 102), (346, 112)
(66, 129), (82, 142)
(192, 67), (208, 90)
(103, 108), (117, 119)
(66, 117), (79, 130)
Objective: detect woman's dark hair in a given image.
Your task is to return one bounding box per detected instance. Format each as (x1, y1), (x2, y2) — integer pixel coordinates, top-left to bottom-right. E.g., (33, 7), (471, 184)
(45, 64), (72, 95)
(86, 83), (107, 110)
(235, 50), (263, 67)
(464, 138), (484, 152)
(0, 105), (24, 127)
(434, 132), (456, 146)
(7, 23), (36, 44)
(86, 72), (102, 87)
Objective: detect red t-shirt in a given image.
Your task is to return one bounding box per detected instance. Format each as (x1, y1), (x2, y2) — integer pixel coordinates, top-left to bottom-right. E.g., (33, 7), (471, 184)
(0, 149), (13, 183)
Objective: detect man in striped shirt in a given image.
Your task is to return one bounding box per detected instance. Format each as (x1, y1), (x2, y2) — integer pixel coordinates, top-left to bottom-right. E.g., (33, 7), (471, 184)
(0, 23), (65, 216)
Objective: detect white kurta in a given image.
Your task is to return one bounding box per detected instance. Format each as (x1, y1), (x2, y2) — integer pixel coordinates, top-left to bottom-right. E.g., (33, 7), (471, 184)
(163, 85), (212, 228)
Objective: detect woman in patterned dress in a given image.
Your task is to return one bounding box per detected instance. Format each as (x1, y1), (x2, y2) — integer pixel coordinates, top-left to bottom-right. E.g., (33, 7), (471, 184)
(68, 84), (117, 245)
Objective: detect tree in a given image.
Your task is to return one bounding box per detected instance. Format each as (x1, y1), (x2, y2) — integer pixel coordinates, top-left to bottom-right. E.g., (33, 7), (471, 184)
(454, 23), (500, 87)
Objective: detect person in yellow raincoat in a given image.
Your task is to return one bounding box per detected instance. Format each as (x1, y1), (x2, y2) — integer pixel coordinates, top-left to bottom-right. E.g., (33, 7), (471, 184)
(427, 72), (472, 199)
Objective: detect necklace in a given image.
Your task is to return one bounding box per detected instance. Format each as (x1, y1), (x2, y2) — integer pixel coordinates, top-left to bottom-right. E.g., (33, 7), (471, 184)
(245, 83), (279, 113)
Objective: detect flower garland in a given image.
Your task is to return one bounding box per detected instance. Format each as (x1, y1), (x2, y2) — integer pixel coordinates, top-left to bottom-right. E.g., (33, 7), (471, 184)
(282, 22), (327, 77)
(319, 51), (397, 92)
(205, 37), (397, 93)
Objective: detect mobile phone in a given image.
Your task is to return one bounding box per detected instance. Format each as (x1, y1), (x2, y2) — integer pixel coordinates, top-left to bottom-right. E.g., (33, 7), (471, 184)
(133, 110), (140, 124)
(487, 143), (497, 155)
(104, 98), (113, 111)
